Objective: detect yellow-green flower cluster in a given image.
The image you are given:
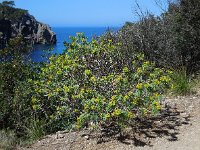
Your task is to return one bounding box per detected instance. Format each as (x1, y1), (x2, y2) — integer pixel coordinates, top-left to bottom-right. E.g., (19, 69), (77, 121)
(136, 83), (143, 90)
(153, 101), (161, 110)
(90, 76), (97, 83)
(160, 75), (171, 82)
(115, 75), (123, 83)
(123, 67), (129, 73)
(109, 96), (116, 107)
(84, 69), (92, 76)
(30, 33), (173, 131)
(137, 67), (143, 74)
(112, 109), (122, 117)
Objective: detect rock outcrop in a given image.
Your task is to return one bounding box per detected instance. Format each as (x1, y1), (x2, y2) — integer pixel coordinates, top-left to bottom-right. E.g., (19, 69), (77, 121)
(0, 14), (56, 49)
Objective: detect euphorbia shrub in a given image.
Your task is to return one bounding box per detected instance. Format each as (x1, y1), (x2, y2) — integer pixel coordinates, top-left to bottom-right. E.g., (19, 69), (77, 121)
(31, 33), (172, 132)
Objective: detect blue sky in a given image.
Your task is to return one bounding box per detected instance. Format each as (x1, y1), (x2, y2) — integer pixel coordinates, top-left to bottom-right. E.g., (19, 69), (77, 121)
(13, 0), (167, 27)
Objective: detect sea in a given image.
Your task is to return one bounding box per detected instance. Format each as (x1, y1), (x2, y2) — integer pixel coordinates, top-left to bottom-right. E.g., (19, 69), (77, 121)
(29, 27), (120, 62)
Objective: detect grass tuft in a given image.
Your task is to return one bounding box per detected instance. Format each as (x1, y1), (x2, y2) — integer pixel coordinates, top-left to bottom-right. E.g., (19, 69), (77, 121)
(0, 130), (17, 150)
(171, 69), (195, 95)
(26, 118), (45, 142)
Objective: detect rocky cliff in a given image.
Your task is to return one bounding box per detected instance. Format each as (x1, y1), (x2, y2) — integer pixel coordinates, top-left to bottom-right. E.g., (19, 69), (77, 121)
(0, 6), (56, 49)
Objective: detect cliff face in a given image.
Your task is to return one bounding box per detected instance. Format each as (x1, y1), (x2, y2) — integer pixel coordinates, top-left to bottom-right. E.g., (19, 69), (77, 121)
(0, 14), (56, 49)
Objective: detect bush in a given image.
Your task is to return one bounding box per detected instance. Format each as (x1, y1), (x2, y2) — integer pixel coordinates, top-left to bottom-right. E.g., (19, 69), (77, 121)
(171, 68), (195, 95)
(0, 37), (34, 137)
(115, 0), (200, 75)
(31, 33), (172, 132)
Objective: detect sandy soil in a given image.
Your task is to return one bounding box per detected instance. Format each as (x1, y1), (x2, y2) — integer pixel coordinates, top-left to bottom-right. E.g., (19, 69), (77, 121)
(18, 95), (200, 150)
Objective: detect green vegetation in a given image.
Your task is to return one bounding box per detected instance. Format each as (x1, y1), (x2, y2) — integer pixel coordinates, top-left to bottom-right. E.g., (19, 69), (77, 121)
(0, 37), (37, 149)
(171, 69), (192, 95)
(0, 34), (173, 148)
(0, 130), (17, 150)
(0, 1), (28, 21)
(114, 0), (200, 76)
(26, 119), (45, 141)
(0, 37), (32, 129)
(171, 68), (198, 95)
(30, 34), (172, 132)
(0, 0), (200, 149)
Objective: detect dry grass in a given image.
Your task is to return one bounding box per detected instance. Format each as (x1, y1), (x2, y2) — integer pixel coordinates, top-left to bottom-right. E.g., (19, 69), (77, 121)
(0, 130), (17, 150)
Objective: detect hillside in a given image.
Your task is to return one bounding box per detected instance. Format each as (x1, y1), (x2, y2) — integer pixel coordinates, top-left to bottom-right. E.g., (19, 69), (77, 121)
(0, 1), (56, 49)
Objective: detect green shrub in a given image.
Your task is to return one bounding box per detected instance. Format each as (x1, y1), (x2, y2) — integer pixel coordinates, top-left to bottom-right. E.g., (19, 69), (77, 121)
(0, 37), (34, 136)
(171, 69), (194, 95)
(31, 33), (172, 132)
(116, 0), (200, 75)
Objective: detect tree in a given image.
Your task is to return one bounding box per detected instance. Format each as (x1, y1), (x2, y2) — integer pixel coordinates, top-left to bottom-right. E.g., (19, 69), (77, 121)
(117, 0), (200, 75)
(0, 1), (28, 20)
(178, 0), (200, 74)
(2, 1), (15, 7)
(0, 1), (15, 18)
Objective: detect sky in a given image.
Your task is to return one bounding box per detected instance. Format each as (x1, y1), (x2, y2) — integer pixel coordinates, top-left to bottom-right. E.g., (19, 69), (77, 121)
(11, 0), (168, 27)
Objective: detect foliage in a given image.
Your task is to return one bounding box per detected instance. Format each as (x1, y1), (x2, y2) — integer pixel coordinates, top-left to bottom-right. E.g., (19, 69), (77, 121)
(171, 68), (195, 95)
(1, 0), (195, 146)
(114, 0), (200, 75)
(0, 37), (34, 136)
(26, 118), (45, 141)
(31, 33), (172, 132)
(0, 1), (28, 21)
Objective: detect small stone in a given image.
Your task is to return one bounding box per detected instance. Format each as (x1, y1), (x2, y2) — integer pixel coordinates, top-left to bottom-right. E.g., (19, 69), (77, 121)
(84, 135), (89, 140)
(180, 112), (187, 117)
(56, 131), (65, 139)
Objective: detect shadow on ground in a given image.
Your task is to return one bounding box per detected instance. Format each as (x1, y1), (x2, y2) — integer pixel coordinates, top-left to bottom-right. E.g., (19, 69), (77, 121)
(85, 104), (191, 147)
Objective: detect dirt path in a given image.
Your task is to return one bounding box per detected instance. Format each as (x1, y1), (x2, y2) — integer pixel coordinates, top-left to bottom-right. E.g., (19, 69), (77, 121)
(19, 96), (200, 150)
(140, 96), (200, 150)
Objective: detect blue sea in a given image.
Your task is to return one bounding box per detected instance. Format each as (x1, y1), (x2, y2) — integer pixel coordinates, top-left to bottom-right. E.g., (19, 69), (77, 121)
(29, 27), (119, 62)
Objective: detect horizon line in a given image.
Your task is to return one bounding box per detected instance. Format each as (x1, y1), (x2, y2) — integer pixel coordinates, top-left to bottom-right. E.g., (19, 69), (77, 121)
(51, 26), (122, 28)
